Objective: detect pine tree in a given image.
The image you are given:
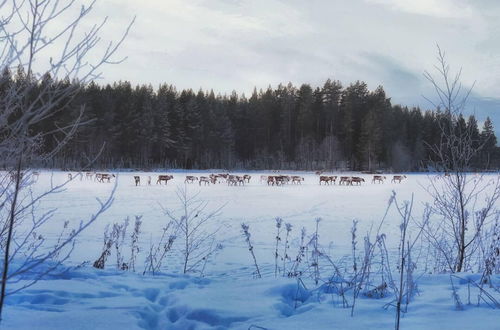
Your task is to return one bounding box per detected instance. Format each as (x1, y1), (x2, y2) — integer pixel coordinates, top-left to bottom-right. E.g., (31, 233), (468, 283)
(466, 115), (480, 168)
(359, 110), (382, 171)
(480, 117), (497, 167)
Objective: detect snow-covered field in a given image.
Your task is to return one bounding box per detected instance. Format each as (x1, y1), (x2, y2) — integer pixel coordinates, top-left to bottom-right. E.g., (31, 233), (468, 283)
(12, 170), (437, 267)
(3, 170), (499, 329)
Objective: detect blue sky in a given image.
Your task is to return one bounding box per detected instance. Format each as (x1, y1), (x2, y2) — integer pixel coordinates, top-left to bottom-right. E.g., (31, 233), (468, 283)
(94, 0), (500, 133)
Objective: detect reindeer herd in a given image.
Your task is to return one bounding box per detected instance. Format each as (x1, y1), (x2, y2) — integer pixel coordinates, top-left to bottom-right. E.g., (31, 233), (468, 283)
(136, 172), (406, 187)
(317, 174), (407, 185)
(79, 171), (408, 187)
(2, 170), (409, 189)
(126, 173), (254, 187)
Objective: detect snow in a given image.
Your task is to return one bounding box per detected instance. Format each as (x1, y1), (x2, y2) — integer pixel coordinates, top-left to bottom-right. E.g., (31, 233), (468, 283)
(2, 170), (499, 329)
(4, 267), (499, 330)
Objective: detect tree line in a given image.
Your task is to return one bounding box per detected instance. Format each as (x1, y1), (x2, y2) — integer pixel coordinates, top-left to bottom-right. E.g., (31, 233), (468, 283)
(3, 69), (499, 171)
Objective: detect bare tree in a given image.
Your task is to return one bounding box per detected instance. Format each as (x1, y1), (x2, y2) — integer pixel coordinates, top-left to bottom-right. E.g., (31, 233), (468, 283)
(423, 46), (500, 273)
(164, 186), (224, 274)
(0, 0), (133, 320)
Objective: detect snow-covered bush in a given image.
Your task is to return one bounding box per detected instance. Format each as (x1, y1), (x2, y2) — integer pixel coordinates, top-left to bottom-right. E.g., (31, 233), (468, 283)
(163, 186), (224, 275)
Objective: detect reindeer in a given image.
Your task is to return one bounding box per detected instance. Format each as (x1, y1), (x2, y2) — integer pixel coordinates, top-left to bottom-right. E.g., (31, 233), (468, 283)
(96, 173), (115, 183)
(391, 175), (407, 183)
(227, 176), (238, 186)
(275, 176), (288, 186)
(185, 176), (198, 183)
(9, 171), (24, 182)
(339, 176), (352, 185)
(329, 176), (338, 184)
(291, 176), (304, 184)
(199, 176), (211, 186)
(372, 175), (386, 184)
(94, 173), (111, 182)
(319, 176), (331, 185)
(267, 176), (276, 186)
(351, 177), (365, 185)
(237, 176), (245, 185)
(85, 172), (93, 180)
(212, 174), (227, 183)
(243, 174), (251, 183)
(103, 174), (115, 182)
(134, 176), (140, 186)
(434, 172), (450, 181)
(157, 175), (173, 185)
(227, 175), (244, 185)
(275, 175), (290, 184)
(315, 170), (323, 176)
(106, 174), (116, 182)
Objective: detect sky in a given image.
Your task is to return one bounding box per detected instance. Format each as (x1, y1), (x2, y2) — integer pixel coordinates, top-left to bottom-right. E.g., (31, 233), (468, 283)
(92, 0), (499, 131)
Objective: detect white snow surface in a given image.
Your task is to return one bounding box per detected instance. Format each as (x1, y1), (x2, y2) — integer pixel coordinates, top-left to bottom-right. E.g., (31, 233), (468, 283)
(3, 170), (499, 329)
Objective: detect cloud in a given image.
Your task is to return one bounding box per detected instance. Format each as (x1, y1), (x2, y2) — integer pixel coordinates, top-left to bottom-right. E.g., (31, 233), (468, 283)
(88, 0), (500, 136)
(365, 0), (475, 18)
(352, 53), (422, 97)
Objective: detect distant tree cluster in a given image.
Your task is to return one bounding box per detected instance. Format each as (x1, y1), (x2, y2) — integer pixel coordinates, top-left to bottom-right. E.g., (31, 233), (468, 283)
(3, 68), (498, 171)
